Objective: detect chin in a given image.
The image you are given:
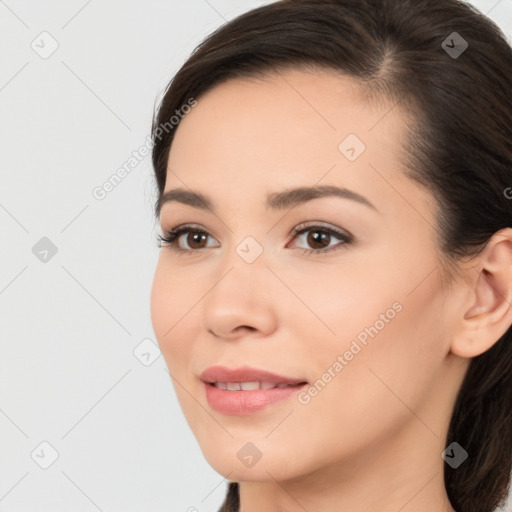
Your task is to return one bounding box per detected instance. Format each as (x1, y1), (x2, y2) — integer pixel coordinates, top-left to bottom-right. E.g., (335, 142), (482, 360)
(200, 440), (306, 483)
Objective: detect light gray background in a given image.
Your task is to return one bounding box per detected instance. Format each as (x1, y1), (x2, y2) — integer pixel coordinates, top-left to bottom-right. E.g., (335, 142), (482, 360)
(1, 1), (511, 511)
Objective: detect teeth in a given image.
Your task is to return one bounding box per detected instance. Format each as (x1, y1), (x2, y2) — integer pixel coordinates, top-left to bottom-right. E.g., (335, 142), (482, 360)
(240, 381), (260, 391)
(213, 381), (299, 390)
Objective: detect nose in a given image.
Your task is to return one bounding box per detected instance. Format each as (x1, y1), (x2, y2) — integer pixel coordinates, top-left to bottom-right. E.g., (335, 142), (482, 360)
(202, 256), (279, 340)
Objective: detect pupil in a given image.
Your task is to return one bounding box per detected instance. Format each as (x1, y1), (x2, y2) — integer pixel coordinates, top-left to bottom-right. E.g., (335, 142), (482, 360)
(190, 233), (206, 248)
(308, 231), (329, 248)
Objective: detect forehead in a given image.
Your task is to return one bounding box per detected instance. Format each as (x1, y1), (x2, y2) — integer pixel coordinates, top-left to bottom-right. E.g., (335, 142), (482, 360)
(164, 67), (430, 221)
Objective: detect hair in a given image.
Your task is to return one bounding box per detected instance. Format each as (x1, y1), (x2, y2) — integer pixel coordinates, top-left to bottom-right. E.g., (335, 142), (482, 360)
(150, 1), (512, 511)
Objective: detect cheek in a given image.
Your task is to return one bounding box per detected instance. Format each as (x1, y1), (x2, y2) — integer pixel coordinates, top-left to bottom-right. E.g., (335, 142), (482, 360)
(284, 261), (397, 357)
(283, 304), (438, 469)
(332, 288), (444, 418)
(149, 258), (200, 365)
(298, 258), (446, 421)
(149, 260), (172, 341)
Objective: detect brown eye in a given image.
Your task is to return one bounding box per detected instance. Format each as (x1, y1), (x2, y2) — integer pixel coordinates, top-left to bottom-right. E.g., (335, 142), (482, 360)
(288, 223), (353, 255)
(157, 225), (219, 251)
(157, 222), (353, 255)
(305, 230), (331, 249)
(186, 232), (208, 249)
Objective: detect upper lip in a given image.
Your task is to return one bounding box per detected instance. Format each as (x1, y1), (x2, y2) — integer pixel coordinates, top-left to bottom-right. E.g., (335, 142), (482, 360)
(200, 365), (307, 385)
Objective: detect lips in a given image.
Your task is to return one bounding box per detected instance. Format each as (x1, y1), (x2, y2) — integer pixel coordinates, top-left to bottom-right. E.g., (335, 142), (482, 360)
(199, 365), (308, 414)
(199, 365), (308, 387)
(212, 381), (300, 390)
(200, 365), (308, 415)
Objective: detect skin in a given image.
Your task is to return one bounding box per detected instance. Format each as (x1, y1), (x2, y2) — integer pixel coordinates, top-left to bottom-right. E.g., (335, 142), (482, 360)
(150, 68), (512, 512)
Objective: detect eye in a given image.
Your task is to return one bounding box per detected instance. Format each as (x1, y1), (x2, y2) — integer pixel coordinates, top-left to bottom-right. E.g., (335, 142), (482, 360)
(156, 223), (219, 251)
(156, 221), (353, 255)
(286, 222), (353, 255)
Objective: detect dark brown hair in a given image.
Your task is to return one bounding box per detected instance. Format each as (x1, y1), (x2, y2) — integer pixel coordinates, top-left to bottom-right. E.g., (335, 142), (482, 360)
(151, 1), (512, 511)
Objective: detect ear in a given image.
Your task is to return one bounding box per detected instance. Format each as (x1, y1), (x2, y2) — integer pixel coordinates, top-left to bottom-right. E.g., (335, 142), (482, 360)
(451, 228), (512, 358)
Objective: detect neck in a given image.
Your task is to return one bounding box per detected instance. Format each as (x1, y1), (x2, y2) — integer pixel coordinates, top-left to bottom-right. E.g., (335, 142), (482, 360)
(238, 417), (457, 512)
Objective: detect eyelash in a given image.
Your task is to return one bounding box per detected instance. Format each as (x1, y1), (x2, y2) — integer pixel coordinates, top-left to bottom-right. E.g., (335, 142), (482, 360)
(156, 222), (354, 256)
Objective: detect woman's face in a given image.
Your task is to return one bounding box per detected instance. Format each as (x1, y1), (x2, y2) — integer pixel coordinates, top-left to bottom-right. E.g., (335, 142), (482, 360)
(150, 69), (464, 483)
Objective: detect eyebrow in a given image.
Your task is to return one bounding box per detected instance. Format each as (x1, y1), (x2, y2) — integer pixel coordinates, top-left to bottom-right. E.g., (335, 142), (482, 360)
(156, 184), (378, 217)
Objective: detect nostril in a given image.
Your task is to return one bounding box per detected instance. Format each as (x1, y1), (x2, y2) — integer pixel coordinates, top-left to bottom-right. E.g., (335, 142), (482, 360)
(235, 325), (256, 334)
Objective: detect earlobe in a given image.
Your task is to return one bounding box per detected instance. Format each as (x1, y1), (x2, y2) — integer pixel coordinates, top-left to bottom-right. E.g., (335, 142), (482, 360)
(451, 229), (512, 359)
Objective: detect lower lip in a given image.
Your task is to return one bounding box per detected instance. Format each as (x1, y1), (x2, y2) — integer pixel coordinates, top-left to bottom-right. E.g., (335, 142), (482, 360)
(203, 382), (307, 415)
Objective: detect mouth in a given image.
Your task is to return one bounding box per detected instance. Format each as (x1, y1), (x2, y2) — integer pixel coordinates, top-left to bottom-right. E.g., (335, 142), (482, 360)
(199, 364), (307, 386)
(207, 381), (307, 391)
(199, 365), (309, 415)
(202, 379), (308, 415)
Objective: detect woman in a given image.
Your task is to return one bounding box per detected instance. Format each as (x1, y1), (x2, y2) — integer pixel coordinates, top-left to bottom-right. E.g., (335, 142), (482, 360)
(149, 0), (512, 510)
